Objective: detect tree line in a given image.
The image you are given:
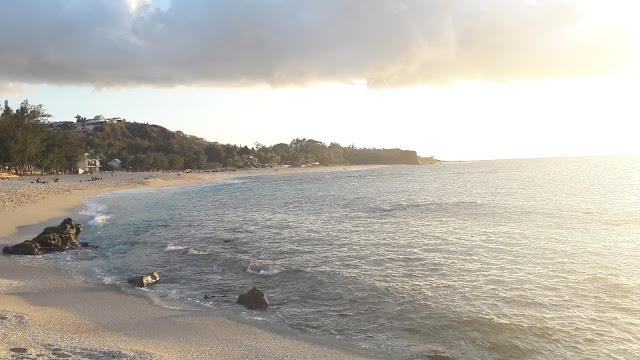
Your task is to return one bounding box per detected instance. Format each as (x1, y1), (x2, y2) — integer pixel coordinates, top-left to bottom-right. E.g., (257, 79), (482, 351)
(0, 101), (84, 175)
(1, 100), (424, 174)
(85, 125), (421, 170)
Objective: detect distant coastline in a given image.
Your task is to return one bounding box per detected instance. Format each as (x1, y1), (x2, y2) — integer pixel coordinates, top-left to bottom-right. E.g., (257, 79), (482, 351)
(1, 101), (430, 178)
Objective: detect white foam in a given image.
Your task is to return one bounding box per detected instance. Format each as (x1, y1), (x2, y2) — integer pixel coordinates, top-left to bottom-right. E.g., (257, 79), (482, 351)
(246, 263), (284, 276)
(217, 178), (247, 186)
(87, 214), (112, 227)
(92, 267), (118, 285)
(81, 197), (112, 226)
(101, 276), (118, 285)
(81, 199), (107, 215)
(164, 244), (187, 252)
(187, 248), (210, 255)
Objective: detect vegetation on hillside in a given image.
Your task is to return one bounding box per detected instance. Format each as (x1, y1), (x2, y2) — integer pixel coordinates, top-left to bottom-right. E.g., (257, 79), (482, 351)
(85, 125), (421, 170)
(1, 100), (427, 174)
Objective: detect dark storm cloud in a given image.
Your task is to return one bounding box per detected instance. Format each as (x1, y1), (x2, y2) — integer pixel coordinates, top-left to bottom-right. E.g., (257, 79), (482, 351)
(0, 0), (635, 88)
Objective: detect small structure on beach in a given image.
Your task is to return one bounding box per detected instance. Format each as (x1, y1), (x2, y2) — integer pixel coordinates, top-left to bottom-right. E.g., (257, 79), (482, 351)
(107, 159), (123, 169)
(77, 153), (100, 174)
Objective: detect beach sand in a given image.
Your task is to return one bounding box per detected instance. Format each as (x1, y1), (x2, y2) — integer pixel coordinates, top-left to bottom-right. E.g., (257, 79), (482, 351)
(0, 169), (372, 359)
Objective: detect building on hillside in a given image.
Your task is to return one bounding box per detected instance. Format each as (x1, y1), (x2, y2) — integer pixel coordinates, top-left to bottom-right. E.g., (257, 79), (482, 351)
(75, 124), (96, 134)
(48, 121), (75, 129)
(87, 115), (106, 124)
(77, 153), (100, 174)
(107, 159), (123, 169)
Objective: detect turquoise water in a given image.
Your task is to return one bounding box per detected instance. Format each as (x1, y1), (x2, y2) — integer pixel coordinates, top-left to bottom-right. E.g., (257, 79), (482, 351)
(57, 157), (640, 358)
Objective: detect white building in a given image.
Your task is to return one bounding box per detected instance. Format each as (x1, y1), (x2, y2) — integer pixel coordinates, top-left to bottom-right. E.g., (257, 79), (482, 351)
(77, 153), (100, 174)
(87, 115), (106, 124)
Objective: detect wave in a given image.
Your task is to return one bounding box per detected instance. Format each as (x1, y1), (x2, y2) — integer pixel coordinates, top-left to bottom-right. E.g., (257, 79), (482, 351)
(91, 267), (119, 286)
(87, 214), (112, 227)
(81, 198), (112, 226)
(163, 244), (188, 252)
(80, 198), (107, 217)
(215, 178), (247, 186)
(187, 248), (210, 255)
(162, 245), (211, 255)
(246, 261), (284, 276)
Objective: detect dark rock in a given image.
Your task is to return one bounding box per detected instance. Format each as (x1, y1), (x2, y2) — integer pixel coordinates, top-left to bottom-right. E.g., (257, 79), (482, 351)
(128, 272), (160, 287)
(237, 287), (269, 310)
(33, 232), (63, 248)
(2, 218), (83, 255)
(2, 241), (42, 255)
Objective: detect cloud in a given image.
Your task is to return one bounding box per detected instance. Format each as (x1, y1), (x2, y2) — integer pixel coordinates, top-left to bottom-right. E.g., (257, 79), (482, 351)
(0, 0), (636, 88)
(0, 82), (30, 98)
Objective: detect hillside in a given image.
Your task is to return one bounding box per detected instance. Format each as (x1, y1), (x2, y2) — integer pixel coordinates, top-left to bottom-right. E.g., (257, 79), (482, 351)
(84, 122), (422, 170)
(0, 101), (426, 173)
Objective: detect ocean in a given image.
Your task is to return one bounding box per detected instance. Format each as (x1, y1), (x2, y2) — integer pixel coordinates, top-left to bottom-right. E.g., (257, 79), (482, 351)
(40, 157), (640, 359)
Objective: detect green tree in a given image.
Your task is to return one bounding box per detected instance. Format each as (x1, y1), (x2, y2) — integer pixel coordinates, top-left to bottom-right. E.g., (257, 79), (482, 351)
(38, 130), (83, 174)
(128, 154), (151, 171)
(151, 152), (169, 170)
(204, 143), (225, 163)
(0, 100), (51, 174)
(167, 154), (184, 170)
(192, 148), (207, 170)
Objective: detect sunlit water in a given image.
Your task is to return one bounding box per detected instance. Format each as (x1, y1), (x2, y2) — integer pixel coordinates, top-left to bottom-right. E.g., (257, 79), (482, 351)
(41, 157), (640, 359)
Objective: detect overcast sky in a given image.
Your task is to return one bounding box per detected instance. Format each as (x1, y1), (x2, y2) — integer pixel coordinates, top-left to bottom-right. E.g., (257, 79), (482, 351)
(1, 0), (639, 160)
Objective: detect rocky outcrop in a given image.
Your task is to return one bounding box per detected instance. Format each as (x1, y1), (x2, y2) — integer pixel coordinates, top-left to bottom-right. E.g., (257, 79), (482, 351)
(127, 272), (160, 287)
(237, 287), (269, 310)
(2, 218), (83, 255)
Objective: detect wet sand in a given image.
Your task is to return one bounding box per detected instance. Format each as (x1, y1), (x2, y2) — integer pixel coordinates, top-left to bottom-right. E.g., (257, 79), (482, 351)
(0, 169), (373, 359)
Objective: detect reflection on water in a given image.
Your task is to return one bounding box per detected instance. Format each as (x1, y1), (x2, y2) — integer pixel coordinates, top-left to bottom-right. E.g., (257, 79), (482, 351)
(51, 157), (640, 359)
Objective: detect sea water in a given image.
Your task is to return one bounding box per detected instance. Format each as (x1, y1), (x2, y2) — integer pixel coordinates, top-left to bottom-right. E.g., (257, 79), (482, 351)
(51, 157), (640, 359)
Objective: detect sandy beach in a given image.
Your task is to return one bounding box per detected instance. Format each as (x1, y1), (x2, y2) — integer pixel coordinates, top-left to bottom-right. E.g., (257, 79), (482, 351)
(0, 169), (372, 359)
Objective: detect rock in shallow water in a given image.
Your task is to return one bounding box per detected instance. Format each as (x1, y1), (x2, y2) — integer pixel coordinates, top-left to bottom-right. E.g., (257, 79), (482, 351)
(2, 218), (83, 255)
(127, 272), (160, 287)
(237, 287), (269, 310)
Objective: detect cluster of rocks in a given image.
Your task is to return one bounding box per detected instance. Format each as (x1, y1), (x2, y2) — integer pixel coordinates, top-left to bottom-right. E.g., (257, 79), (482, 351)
(127, 276), (269, 310)
(2, 218), (85, 255)
(3, 218), (269, 310)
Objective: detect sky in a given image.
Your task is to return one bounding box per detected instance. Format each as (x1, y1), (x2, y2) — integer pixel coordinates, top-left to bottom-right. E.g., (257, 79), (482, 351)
(0, 0), (638, 160)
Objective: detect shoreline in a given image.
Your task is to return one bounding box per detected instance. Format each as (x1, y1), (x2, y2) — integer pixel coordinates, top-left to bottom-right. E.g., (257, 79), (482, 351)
(1, 167), (377, 359)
